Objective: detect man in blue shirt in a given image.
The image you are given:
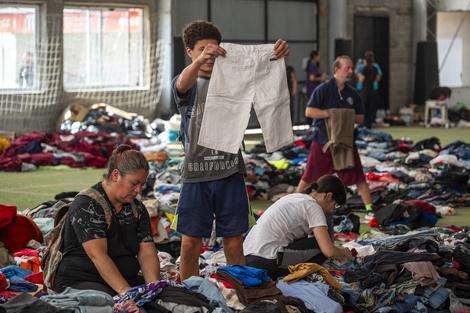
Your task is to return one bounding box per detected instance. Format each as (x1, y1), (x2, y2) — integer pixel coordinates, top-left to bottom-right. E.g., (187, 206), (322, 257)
(296, 56), (374, 218)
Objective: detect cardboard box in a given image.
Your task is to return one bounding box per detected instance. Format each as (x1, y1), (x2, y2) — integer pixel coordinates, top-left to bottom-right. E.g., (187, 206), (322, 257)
(56, 103), (90, 129)
(90, 103), (138, 120)
(0, 131), (15, 141)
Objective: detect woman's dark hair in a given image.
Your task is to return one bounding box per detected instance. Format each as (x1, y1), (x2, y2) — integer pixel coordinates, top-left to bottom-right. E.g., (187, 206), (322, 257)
(301, 175), (347, 205)
(182, 20), (222, 50)
(103, 145), (149, 181)
(363, 51), (375, 68)
(306, 50), (319, 72)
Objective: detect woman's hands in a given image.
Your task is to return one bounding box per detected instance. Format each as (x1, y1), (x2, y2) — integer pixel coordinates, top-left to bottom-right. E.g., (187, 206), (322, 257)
(341, 247), (353, 261)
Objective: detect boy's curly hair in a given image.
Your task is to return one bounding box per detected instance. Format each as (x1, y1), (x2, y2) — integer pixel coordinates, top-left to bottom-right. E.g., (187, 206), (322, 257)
(182, 20), (222, 50)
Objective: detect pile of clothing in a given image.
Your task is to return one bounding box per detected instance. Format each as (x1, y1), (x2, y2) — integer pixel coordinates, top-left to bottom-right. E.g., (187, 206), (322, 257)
(1, 125), (470, 312)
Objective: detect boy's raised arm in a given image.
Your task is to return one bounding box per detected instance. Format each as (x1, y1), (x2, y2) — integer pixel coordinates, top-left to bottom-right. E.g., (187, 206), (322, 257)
(176, 59), (202, 98)
(176, 43), (226, 97)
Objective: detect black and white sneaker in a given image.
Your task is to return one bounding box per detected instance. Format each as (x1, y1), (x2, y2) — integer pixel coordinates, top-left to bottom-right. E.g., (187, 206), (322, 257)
(365, 212), (375, 220)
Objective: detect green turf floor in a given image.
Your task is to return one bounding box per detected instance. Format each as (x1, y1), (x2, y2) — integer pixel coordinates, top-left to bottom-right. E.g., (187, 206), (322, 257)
(0, 124), (469, 232)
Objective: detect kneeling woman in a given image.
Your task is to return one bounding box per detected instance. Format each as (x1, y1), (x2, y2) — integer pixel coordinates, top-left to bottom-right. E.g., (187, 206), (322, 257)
(54, 145), (160, 296)
(244, 175), (352, 280)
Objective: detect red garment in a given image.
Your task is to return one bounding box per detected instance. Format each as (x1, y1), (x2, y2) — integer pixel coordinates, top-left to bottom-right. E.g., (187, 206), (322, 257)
(60, 157), (86, 168)
(445, 226), (464, 232)
(0, 214), (43, 253)
(369, 217), (379, 228)
(24, 271), (44, 284)
(293, 140), (307, 147)
(17, 153), (32, 163)
(85, 155), (108, 168)
(403, 199), (436, 215)
(210, 272), (235, 289)
(365, 172), (400, 183)
(150, 216), (160, 236)
(328, 269), (346, 276)
(0, 272), (8, 291)
(30, 152), (54, 166)
(0, 157), (22, 171)
(13, 248), (39, 258)
(72, 142), (99, 156)
(334, 232), (359, 242)
(301, 142), (365, 187)
(399, 143), (415, 152)
(0, 205), (17, 228)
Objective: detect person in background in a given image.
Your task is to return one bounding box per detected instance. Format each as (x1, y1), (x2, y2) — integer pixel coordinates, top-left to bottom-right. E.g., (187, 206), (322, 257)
(296, 55), (374, 219)
(285, 57), (298, 124)
(305, 50), (326, 125)
(356, 51), (383, 125)
(54, 145), (160, 296)
(171, 20), (290, 282)
(19, 51), (34, 88)
(357, 51), (379, 129)
(244, 175), (352, 280)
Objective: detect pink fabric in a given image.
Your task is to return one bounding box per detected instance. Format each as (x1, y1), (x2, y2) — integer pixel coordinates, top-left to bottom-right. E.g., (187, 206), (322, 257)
(114, 300), (139, 313)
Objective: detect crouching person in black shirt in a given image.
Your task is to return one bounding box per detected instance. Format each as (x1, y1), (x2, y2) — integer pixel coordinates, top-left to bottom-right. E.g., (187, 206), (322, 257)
(54, 144), (160, 296)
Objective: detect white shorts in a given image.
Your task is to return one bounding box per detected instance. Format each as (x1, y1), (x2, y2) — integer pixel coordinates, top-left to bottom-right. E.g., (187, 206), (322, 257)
(198, 43), (293, 154)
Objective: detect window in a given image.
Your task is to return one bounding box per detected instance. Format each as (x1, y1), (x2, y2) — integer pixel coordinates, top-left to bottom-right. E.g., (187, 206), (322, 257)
(0, 4), (38, 89)
(437, 12), (469, 87)
(63, 7), (144, 90)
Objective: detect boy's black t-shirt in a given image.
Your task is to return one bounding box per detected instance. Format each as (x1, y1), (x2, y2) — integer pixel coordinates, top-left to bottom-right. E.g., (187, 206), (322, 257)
(55, 182), (153, 292)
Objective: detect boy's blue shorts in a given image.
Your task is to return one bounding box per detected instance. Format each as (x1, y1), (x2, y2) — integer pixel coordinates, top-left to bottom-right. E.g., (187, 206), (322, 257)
(171, 173), (255, 238)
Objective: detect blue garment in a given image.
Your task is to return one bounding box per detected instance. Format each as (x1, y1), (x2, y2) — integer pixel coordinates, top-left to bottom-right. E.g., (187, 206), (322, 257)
(355, 140), (368, 149)
(307, 77), (364, 145)
(443, 140), (470, 160)
(427, 286), (449, 310)
(368, 152), (388, 161)
(183, 276), (234, 313)
(389, 293), (420, 313)
(8, 277), (38, 292)
(372, 229), (440, 251)
(0, 265), (34, 280)
(292, 157), (308, 164)
(254, 167), (266, 175)
(410, 299), (428, 313)
(422, 277), (447, 298)
(156, 186), (181, 192)
(356, 126), (393, 142)
(341, 287), (361, 306)
(17, 140), (42, 154)
(277, 280), (343, 313)
(217, 265), (270, 287)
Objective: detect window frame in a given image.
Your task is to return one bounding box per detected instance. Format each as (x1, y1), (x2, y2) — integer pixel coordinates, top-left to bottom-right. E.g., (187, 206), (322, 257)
(0, 3), (40, 93)
(62, 3), (149, 92)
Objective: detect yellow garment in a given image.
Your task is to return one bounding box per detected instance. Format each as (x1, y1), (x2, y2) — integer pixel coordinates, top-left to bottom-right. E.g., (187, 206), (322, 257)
(283, 262), (343, 290)
(165, 212), (175, 224)
(0, 137), (9, 154)
(268, 159), (289, 170)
